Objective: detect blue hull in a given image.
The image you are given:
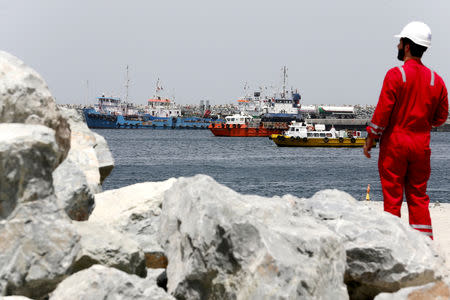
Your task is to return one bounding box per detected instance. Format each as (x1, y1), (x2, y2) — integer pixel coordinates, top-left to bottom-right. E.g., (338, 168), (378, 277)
(83, 109), (218, 129)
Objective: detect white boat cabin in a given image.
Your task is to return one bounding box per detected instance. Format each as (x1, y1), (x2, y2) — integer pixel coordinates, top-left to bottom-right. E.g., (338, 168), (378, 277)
(225, 114), (253, 125)
(284, 121), (363, 138)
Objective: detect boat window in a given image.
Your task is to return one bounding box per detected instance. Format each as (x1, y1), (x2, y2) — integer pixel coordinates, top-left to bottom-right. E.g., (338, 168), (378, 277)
(320, 133), (325, 137)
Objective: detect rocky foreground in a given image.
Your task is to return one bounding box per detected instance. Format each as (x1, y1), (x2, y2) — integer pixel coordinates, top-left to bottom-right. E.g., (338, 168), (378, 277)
(1, 50), (450, 299)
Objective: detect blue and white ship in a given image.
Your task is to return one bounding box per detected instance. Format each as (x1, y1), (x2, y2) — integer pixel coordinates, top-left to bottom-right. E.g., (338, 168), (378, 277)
(83, 95), (219, 129)
(83, 73), (221, 129)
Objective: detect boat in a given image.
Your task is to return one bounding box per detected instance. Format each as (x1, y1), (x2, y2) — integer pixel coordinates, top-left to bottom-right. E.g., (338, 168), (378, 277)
(83, 75), (221, 129)
(210, 66), (303, 137)
(83, 96), (217, 129)
(270, 121), (376, 147)
(208, 114), (288, 137)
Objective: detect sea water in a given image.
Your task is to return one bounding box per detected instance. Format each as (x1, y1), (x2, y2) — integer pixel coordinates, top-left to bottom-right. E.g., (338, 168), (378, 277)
(96, 129), (450, 203)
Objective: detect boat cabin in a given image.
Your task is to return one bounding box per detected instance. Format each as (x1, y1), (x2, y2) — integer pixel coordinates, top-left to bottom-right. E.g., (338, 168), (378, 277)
(284, 121), (360, 138)
(225, 114), (253, 125)
(96, 96), (122, 115)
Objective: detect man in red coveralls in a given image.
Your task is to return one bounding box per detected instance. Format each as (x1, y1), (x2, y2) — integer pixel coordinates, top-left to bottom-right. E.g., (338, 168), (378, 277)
(364, 21), (448, 240)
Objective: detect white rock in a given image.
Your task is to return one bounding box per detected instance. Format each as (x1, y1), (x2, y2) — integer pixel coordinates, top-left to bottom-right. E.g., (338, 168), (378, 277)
(49, 265), (174, 300)
(300, 189), (446, 299)
(71, 221), (147, 277)
(0, 124), (59, 219)
(90, 179), (176, 256)
(0, 50), (70, 163)
(0, 201), (80, 298)
(159, 175), (349, 299)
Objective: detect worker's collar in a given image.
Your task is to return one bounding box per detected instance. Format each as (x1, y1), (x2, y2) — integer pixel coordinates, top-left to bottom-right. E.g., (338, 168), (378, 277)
(404, 58), (423, 66)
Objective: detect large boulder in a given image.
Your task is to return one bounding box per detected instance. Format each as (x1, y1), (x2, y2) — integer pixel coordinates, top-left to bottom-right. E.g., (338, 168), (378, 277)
(298, 190), (445, 299)
(0, 51), (70, 163)
(92, 131), (114, 183)
(71, 221), (147, 277)
(55, 107), (104, 194)
(159, 175), (349, 299)
(0, 124), (60, 219)
(49, 265), (174, 300)
(89, 179), (176, 268)
(53, 159), (94, 221)
(0, 201), (80, 299)
(52, 107), (114, 220)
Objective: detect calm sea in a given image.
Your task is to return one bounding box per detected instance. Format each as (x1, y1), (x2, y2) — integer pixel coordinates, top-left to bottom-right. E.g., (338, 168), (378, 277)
(95, 129), (450, 203)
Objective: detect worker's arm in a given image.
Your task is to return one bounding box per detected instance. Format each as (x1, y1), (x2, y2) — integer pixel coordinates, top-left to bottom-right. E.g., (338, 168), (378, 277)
(431, 83), (448, 127)
(363, 136), (375, 158)
(366, 68), (401, 139)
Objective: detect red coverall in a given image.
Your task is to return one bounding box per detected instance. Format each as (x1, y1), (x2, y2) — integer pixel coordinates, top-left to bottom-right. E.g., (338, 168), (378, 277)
(367, 59), (448, 239)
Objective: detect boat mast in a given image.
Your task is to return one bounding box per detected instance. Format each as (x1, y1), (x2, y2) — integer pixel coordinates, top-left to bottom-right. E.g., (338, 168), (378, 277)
(282, 66), (288, 99)
(125, 65), (130, 102)
(86, 79), (89, 106)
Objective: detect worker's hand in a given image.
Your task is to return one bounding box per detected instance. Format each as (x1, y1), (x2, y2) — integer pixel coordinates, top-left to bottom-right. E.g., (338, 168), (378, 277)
(363, 136), (374, 158)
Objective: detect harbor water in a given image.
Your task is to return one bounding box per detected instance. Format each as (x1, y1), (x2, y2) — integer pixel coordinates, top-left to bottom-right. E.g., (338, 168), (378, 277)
(97, 129), (450, 203)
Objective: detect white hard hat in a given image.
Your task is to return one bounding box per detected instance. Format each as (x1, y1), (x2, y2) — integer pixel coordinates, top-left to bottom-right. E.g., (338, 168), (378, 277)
(395, 21), (431, 48)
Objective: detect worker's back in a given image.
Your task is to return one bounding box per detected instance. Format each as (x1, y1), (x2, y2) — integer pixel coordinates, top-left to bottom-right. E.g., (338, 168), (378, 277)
(384, 59), (448, 136)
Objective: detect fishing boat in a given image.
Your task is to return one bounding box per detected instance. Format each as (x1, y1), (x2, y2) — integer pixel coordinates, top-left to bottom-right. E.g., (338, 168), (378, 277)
(270, 121), (376, 147)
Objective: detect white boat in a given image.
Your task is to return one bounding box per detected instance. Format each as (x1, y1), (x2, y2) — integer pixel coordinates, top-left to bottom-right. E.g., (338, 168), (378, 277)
(270, 121), (371, 147)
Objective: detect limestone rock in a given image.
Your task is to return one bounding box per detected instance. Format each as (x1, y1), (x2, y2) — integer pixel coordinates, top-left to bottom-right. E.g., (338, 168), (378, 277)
(89, 179), (176, 266)
(0, 51), (70, 163)
(49, 265), (174, 300)
(299, 190), (445, 299)
(56, 107), (102, 194)
(72, 221), (147, 277)
(52, 108), (114, 221)
(159, 175), (348, 299)
(53, 159), (94, 221)
(92, 132), (114, 183)
(0, 124), (59, 219)
(0, 201), (80, 298)
(375, 280), (450, 300)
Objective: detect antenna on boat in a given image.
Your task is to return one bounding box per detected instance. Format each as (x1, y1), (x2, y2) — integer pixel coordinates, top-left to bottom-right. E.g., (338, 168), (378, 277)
(86, 79), (89, 106)
(125, 65), (130, 103)
(281, 66), (288, 99)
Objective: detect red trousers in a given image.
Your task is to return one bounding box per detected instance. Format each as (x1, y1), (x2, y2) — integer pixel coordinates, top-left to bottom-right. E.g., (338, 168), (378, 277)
(379, 132), (433, 239)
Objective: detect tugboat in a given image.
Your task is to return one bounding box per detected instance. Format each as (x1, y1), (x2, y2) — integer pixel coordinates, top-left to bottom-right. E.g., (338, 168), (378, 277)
(270, 121), (376, 147)
(209, 114), (288, 137)
(209, 66), (303, 137)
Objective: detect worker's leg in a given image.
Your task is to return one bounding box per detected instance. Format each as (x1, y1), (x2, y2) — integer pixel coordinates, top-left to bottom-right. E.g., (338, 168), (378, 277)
(378, 143), (407, 217)
(405, 147), (433, 239)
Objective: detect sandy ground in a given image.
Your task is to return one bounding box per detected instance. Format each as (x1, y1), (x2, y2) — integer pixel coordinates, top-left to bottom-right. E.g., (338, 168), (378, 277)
(364, 201), (450, 270)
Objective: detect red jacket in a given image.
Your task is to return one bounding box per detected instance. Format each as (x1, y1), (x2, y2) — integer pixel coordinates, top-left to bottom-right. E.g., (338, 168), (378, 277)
(367, 59), (448, 139)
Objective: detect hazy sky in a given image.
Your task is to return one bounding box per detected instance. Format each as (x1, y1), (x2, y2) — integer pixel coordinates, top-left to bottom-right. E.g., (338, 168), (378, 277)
(1, 1), (450, 105)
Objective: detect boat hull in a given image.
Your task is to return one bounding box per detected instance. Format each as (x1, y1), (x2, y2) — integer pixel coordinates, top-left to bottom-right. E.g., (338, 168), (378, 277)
(270, 134), (375, 147)
(83, 109), (218, 129)
(209, 124), (284, 137)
